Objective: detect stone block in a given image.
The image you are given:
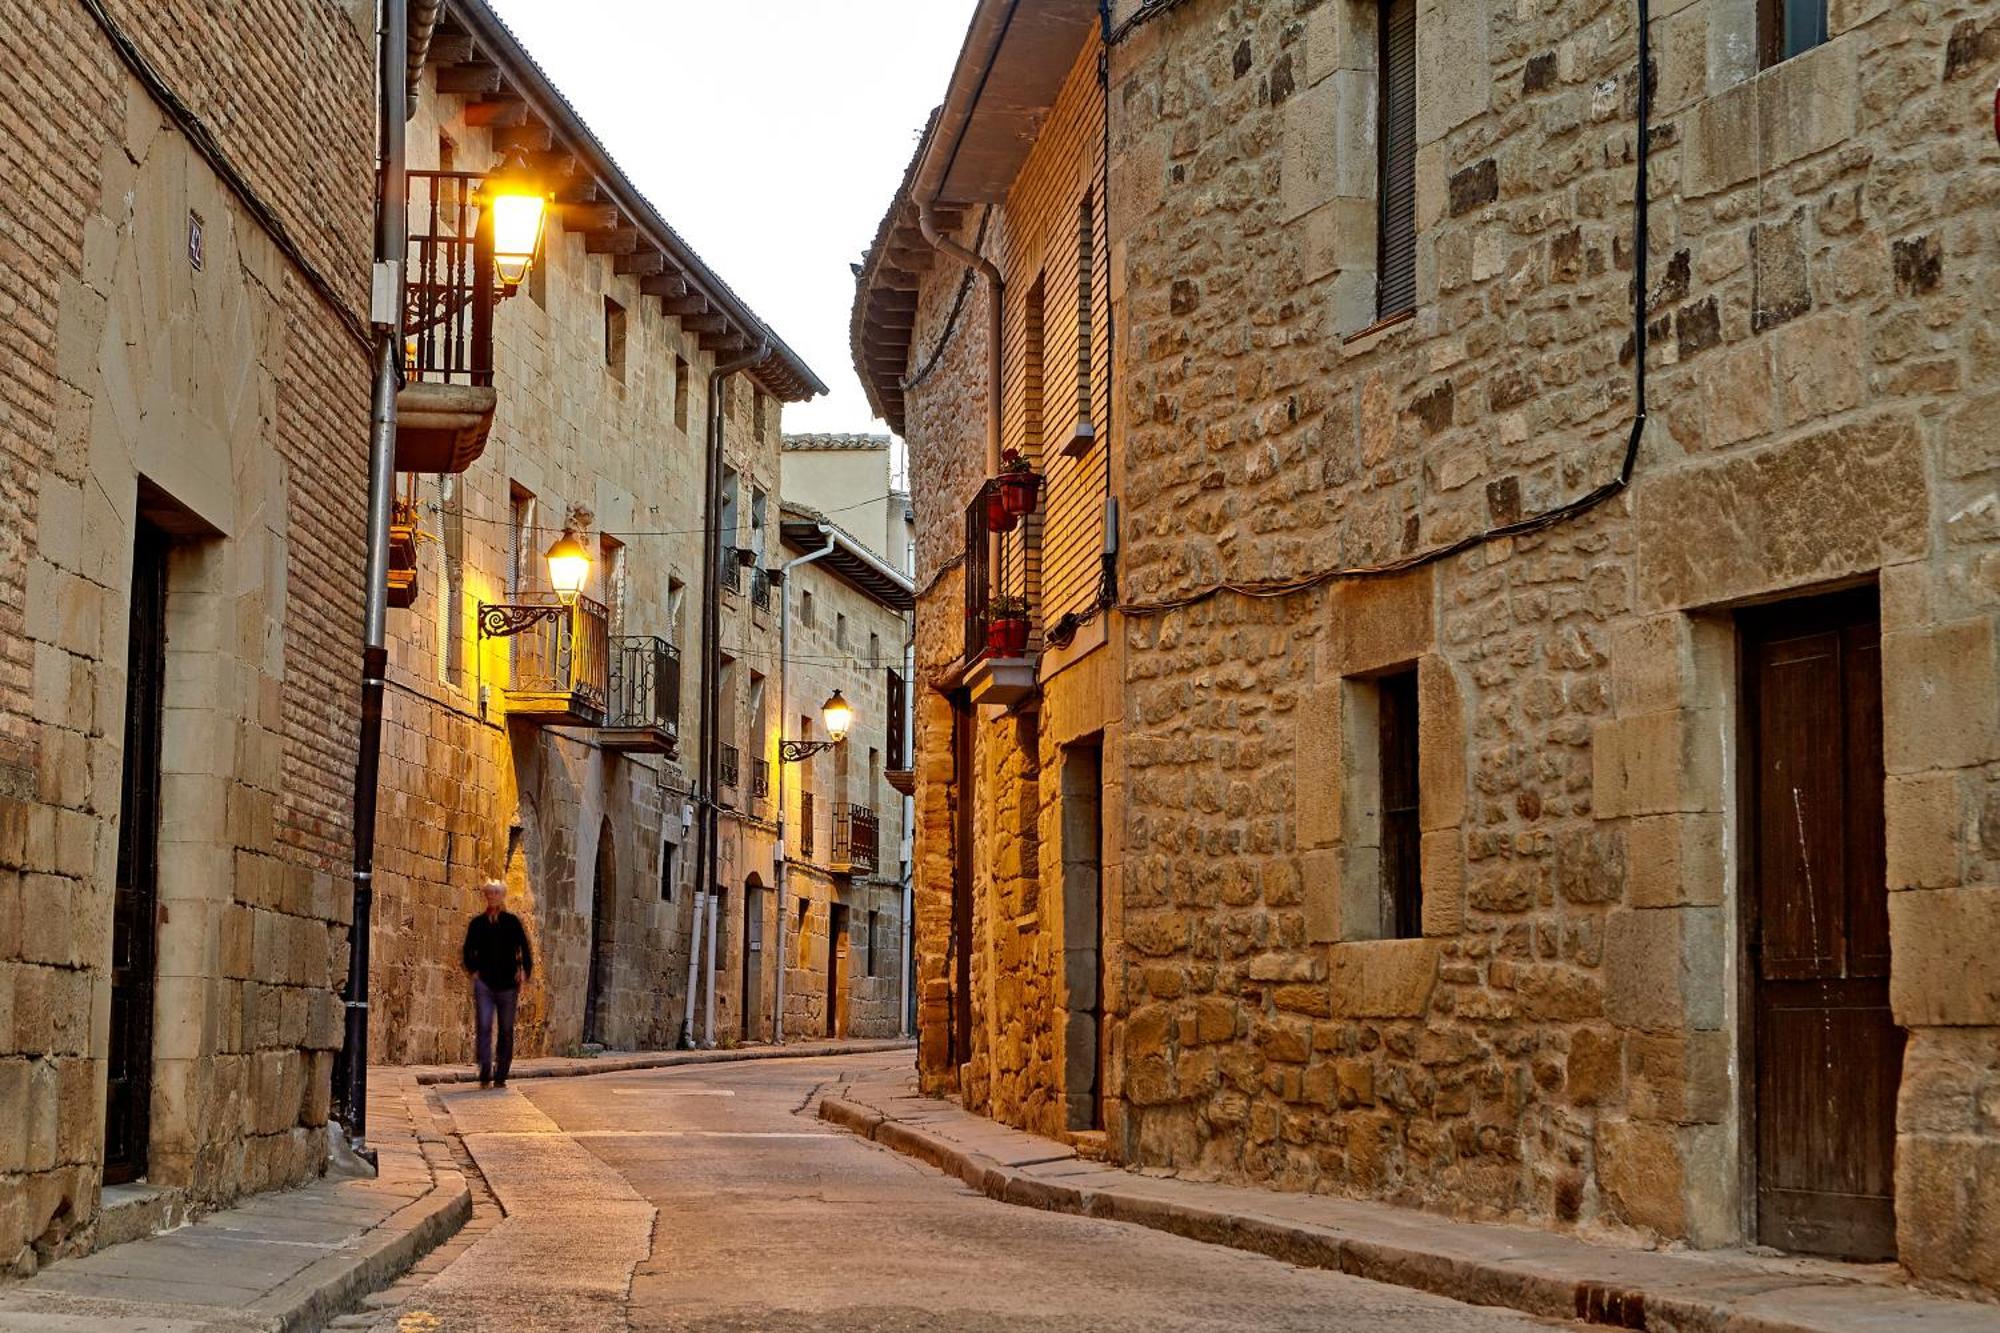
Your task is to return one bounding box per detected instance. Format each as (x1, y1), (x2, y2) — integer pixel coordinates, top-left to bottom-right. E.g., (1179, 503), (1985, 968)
(1886, 773), (1964, 891)
(1604, 907), (1723, 1033)
(1417, 654), (1464, 832)
(1302, 849), (1342, 944)
(1897, 1133), (2000, 1290)
(1295, 684), (1342, 850)
(1416, 0), (1489, 144)
(1890, 886), (2000, 1026)
(1328, 939), (1441, 1018)
(1322, 567), (1432, 678)
(1419, 829), (1463, 937)
(1627, 1029), (1730, 1124)
(1701, 340), (1775, 450)
(1626, 814), (1725, 908)
(1776, 311), (1863, 427)
(1592, 710), (1723, 819)
(1568, 1027), (1623, 1106)
(1279, 75), (1343, 223)
(1596, 1118), (1688, 1237)
(1636, 413), (1928, 612)
(1884, 619), (2000, 775)
(1611, 616), (1690, 718)
(1686, 38), (1858, 196)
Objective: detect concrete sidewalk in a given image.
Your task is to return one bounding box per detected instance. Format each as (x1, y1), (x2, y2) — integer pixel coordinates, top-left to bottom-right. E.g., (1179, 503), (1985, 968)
(0, 1070), (469, 1332)
(404, 1034), (914, 1086)
(820, 1070), (2000, 1333)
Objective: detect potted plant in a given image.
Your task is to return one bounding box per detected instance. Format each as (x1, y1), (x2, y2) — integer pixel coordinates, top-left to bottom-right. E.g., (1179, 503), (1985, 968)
(985, 595), (1031, 657)
(997, 448), (1041, 518)
(983, 479), (1017, 534)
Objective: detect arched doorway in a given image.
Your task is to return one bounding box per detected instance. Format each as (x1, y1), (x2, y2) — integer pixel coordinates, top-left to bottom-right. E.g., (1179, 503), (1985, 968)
(741, 873), (765, 1041)
(584, 818), (616, 1046)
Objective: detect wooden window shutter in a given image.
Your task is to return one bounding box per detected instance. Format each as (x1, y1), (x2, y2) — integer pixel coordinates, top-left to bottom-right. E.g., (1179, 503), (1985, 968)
(1377, 0), (1419, 320)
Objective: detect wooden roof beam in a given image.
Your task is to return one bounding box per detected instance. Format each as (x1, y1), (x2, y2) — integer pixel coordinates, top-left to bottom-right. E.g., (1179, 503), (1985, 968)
(427, 32), (475, 65)
(615, 250), (666, 276)
(492, 122), (554, 154)
(682, 314), (730, 334)
(702, 332), (752, 353)
(463, 96), (527, 128)
(641, 273), (689, 299)
(662, 295), (710, 318)
(436, 63), (502, 94)
(585, 227), (642, 255)
(560, 202), (619, 232)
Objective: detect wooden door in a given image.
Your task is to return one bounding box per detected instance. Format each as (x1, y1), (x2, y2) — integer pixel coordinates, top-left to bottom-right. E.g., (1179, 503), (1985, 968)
(584, 821), (616, 1045)
(828, 903), (850, 1038)
(951, 697), (975, 1067)
(740, 882), (762, 1041)
(106, 525), (168, 1184)
(1744, 589), (1900, 1260)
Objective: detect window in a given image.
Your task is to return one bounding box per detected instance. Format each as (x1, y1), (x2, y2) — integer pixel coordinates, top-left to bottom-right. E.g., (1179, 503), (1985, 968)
(800, 589), (815, 629)
(507, 485), (537, 596)
(1760, 0), (1827, 67)
(868, 747), (880, 814)
(754, 389), (770, 443)
(795, 897), (811, 966)
(836, 612), (848, 651)
(720, 469), (740, 585)
(747, 672), (766, 754)
(1376, 0), (1418, 320)
(603, 297), (627, 378)
(674, 355), (690, 430)
(1023, 271), (1046, 454)
(659, 839), (676, 901)
(1377, 669), (1422, 939)
(439, 474), (465, 687)
(668, 576), (686, 647)
(1070, 195), (1095, 455)
(868, 631), (881, 668)
(750, 487), (768, 566)
(600, 534), (626, 637)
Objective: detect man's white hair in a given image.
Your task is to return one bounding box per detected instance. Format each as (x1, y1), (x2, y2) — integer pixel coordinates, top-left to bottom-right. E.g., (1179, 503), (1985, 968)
(480, 879), (506, 896)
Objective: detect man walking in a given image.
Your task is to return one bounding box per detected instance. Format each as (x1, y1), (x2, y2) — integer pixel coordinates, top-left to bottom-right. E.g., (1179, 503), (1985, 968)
(463, 880), (532, 1087)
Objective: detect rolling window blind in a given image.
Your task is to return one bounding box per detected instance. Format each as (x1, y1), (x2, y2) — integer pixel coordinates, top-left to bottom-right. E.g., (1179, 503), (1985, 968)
(1377, 0), (1418, 319)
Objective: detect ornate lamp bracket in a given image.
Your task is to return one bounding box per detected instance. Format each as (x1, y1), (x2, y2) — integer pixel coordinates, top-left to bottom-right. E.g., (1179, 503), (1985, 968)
(479, 603), (565, 639)
(780, 739), (837, 763)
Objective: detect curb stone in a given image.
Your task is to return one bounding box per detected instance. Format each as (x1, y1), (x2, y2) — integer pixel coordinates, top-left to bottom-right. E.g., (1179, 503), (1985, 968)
(412, 1037), (915, 1086)
(818, 1096), (2000, 1333)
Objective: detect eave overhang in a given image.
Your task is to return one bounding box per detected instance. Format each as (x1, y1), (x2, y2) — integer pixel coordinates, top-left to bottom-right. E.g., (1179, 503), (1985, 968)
(849, 0), (1099, 434)
(436, 0), (827, 403)
(780, 506), (914, 613)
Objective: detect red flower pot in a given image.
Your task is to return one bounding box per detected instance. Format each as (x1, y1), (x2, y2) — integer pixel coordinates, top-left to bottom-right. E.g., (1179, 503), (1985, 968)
(999, 471), (1040, 517)
(984, 487), (1017, 533)
(986, 616), (1030, 657)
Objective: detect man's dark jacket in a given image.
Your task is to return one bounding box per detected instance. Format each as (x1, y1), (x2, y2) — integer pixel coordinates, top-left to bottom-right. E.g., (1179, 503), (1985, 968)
(463, 911), (533, 992)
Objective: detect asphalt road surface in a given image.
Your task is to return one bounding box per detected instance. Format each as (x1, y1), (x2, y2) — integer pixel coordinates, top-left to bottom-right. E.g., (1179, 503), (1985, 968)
(373, 1051), (1575, 1332)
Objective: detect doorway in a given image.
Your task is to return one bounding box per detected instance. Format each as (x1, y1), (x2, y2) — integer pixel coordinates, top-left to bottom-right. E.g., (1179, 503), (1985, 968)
(741, 875), (764, 1041)
(584, 819), (616, 1046)
(105, 523), (169, 1184)
(1061, 741), (1105, 1131)
(1740, 588), (1901, 1260)
(950, 696), (975, 1069)
(827, 901), (850, 1038)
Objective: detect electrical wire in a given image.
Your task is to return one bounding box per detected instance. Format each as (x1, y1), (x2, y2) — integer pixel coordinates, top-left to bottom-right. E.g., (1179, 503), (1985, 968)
(406, 487), (912, 543)
(902, 207), (995, 393)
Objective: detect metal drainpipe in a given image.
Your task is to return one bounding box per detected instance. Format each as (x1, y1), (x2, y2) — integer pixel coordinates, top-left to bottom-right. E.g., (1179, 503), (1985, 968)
(342, 0), (409, 1164)
(917, 205), (1002, 481)
(687, 341), (770, 1049)
(774, 526), (836, 1044)
(900, 626), (916, 1037)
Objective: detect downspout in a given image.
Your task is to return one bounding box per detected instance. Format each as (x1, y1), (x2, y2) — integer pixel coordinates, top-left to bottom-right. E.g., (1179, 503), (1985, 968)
(406, 0), (441, 117)
(917, 206), (1003, 480)
(687, 341), (770, 1049)
(775, 526), (837, 1044)
(341, 0), (409, 1165)
(900, 623), (917, 1037)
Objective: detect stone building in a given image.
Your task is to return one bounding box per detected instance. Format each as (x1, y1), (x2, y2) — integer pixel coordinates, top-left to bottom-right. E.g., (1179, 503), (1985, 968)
(0, 0), (376, 1269)
(858, 0), (2000, 1297)
(782, 433), (917, 578)
(368, 0), (822, 1064)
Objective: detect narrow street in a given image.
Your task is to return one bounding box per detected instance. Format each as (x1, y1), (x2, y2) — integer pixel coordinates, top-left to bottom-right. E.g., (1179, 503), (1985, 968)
(370, 1053), (1573, 1331)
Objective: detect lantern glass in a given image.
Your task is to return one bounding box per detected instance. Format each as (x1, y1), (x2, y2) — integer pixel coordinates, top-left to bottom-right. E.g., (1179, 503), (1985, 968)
(545, 531), (592, 607)
(490, 192), (547, 288)
(820, 690), (854, 744)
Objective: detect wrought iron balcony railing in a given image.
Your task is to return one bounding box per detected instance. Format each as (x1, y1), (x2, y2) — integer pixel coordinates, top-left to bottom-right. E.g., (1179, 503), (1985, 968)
(480, 592), (608, 727)
(832, 805), (879, 875)
(720, 743), (740, 790)
(750, 566), (772, 612)
(405, 170), (494, 389)
(752, 758), (771, 802)
(602, 636), (680, 754)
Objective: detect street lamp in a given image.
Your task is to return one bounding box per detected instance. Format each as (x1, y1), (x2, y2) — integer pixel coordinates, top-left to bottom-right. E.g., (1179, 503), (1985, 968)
(482, 147), (550, 294)
(781, 689), (857, 762)
(544, 529), (592, 607)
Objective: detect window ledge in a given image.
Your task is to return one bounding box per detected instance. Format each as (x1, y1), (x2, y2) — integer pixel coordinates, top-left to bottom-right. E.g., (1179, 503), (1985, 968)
(1341, 307), (1416, 347)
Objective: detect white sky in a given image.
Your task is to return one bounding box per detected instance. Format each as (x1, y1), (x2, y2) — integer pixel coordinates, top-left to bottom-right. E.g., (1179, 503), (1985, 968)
(486, 0), (979, 438)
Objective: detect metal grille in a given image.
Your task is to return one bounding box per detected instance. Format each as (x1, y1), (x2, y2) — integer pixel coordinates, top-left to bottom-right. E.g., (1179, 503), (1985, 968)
(799, 790), (816, 859)
(886, 668), (907, 769)
(720, 743), (740, 790)
(753, 758), (771, 801)
(833, 805), (879, 874)
(505, 593), (608, 713)
(750, 566), (772, 611)
(405, 170), (494, 386)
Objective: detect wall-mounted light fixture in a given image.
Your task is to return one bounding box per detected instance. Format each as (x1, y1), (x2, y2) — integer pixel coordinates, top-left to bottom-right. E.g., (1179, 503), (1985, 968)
(780, 690), (855, 762)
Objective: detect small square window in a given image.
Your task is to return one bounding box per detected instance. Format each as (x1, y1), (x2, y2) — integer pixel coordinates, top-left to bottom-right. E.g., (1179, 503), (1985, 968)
(674, 355), (690, 430)
(1760, 0), (1827, 67)
(1377, 669), (1422, 940)
(836, 612), (848, 650)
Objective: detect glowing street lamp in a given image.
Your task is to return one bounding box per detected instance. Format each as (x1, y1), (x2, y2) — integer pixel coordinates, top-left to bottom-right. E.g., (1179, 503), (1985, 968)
(820, 690), (854, 745)
(482, 148), (550, 294)
(544, 529), (592, 607)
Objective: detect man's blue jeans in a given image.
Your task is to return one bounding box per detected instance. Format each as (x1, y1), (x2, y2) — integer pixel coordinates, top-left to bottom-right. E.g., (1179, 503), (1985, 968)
(473, 978), (518, 1084)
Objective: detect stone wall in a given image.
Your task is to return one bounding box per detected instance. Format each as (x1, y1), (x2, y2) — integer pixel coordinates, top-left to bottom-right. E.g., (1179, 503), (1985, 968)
(0, 0), (373, 1270)
(896, 0), (2000, 1298)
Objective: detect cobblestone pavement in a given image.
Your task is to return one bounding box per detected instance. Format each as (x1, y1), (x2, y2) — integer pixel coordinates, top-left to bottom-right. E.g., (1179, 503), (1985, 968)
(356, 1052), (1574, 1332)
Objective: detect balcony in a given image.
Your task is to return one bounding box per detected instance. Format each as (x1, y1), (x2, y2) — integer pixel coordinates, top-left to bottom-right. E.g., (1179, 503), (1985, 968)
(885, 667), (914, 797)
(481, 592), (608, 726)
(831, 805), (879, 877)
(719, 743), (740, 796)
(601, 636), (680, 755)
(750, 566), (772, 613)
(752, 758), (771, 803)
(963, 480), (1039, 707)
(799, 790), (816, 860)
(397, 170), (498, 475)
